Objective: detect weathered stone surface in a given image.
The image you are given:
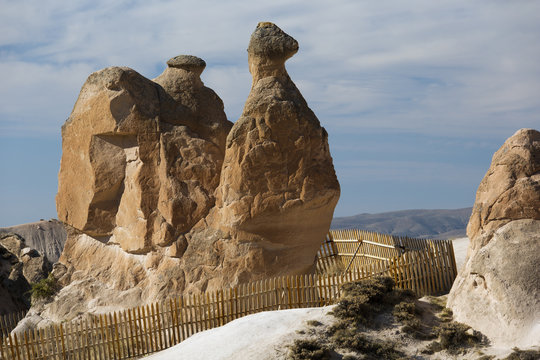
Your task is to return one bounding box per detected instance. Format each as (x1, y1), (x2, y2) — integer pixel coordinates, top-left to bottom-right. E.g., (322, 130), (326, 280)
(466, 128), (540, 251)
(25, 23), (339, 325)
(180, 22), (340, 292)
(0, 219), (67, 263)
(0, 233), (50, 315)
(448, 220), (540, 347)
(448, 128), (540, 347)
(56, 57), (232, 254)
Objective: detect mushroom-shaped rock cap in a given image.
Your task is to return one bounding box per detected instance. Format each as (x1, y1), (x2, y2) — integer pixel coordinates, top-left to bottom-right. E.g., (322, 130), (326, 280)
(166, 55), (206, 76)
(248, 22), (299, 61)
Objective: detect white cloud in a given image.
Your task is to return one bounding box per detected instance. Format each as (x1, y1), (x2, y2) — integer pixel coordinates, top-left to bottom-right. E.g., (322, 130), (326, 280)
(1, 0), (539, 137)
(1, 0), (539, 224)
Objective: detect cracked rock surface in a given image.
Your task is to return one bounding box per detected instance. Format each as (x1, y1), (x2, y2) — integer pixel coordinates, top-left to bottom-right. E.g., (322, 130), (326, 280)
(22, 23), (339, 328)
(448, 128), (540, 347)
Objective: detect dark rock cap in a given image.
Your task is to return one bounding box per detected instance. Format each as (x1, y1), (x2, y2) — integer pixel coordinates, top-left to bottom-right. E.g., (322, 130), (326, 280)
(166, 55), (206, 75)
(248, 22), (298, 60)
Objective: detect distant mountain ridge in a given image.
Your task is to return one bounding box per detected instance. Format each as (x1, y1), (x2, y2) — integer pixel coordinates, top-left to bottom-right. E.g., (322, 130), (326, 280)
(331, 208), (472, 239)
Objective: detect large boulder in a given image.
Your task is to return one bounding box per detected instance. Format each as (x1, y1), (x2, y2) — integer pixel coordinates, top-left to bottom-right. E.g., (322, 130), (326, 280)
(466, 128), (540, 251)
(180, 22), (340, 292)
(56, 56), (232, 253)
(448, 128), (540, 347)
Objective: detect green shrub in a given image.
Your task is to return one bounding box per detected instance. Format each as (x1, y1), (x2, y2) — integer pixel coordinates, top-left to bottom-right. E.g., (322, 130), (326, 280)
(287, 339), (331, 360)
(30, 273), (58, 302)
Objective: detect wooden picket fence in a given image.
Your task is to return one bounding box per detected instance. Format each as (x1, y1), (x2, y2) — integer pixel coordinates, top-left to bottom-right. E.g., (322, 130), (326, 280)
(0, 312), (27, 340)
(317, 229), (457, 295)
(0, 230), (457, 360)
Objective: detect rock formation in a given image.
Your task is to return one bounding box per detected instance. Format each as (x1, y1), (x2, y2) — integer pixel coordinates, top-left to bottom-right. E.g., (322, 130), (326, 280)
(448, 128), (540, 347)
(56, 56), (231, 254)
(0, 233), (51, 314)
(180, 22), (340, 292)
(20, 23), (339, 327)
(0, 219), (67, 263)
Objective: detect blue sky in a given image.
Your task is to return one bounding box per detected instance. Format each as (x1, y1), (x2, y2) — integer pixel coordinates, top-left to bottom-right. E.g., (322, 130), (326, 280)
(1, 0), (539, 226)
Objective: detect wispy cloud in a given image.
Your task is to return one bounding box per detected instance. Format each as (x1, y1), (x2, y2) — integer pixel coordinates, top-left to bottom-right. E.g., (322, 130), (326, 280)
(1, 0), (539, 224)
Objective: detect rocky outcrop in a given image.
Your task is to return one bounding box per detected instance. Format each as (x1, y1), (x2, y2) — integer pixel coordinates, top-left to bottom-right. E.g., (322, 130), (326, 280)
(0, 219), (66, 263)
(23, 23), (339, 327)
(466, 128), (540, 251)
(0, 233), (51, 315)
(180, 22), (340, 292)
(448, 128), (540, 347)
(56, 56), (232, 254)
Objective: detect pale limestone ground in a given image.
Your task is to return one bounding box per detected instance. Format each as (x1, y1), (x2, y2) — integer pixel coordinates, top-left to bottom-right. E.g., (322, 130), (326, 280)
(144, 307), (335, 360)
(144, 303), (518, 360)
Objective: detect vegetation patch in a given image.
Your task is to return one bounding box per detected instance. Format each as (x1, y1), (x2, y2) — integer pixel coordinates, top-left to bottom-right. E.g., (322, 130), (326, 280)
(331, 276), (414, 326)
(29, 273), (58, 302)
(331, 325), (404, 360)
(427, 321), (484, 355)
(287, 339), (331, 360)
(503, 347), (540, 360)
(438, 307), (453, 322)
(306, 320), (323, 327)
(426, 295), (447, 310)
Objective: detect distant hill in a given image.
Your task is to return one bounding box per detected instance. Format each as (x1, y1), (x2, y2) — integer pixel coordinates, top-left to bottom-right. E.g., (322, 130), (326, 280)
(331, 208), (472, 239)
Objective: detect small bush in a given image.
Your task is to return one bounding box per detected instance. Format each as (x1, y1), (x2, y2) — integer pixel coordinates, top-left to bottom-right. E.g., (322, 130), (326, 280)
(30, 273), (58, 302)
(331, 326), (404, 360)
(287, 339), (331, 360)
(476, 355), (496, 360)
(393, 301), (417, 322)
(439, 307), (453, 322)
(503, 347), (540, 360)
(422, 341), (443, 354)
(332, 276), (416, 326)
(436, 322), (482, 354)
(426, 295), (447, 311)
(306, 320), (323, 327)
(393, 300), (435, 340)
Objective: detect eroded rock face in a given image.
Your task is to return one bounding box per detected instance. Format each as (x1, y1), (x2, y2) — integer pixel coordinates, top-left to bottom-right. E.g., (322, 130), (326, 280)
(180, 22), (340, 292)
(56, 57), (232, 254)
(448, 128), (540, 347)
(0, 219), (67, 263)
(0, 233), (51, 315)
(466, 128), (540, 251)
(28, 23), (339, 326)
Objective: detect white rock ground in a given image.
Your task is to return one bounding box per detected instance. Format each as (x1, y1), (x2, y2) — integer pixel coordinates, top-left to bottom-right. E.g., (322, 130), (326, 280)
(145, 238), (527, 359)
(144, 307), (335, 360)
